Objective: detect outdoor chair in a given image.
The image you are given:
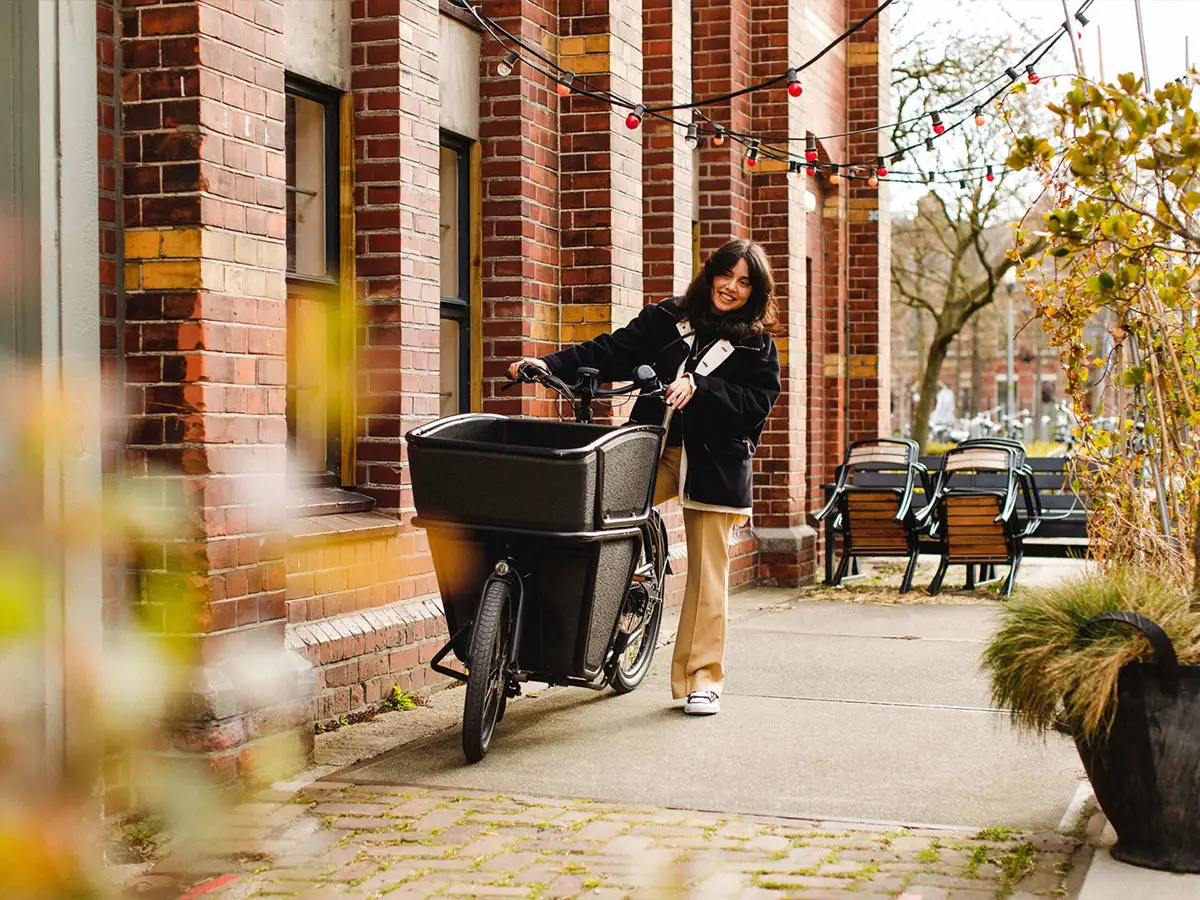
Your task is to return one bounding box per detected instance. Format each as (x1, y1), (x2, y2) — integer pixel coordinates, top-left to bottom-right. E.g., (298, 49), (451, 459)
(919, 438), (1042, 597)
(814, 439), (931, 593)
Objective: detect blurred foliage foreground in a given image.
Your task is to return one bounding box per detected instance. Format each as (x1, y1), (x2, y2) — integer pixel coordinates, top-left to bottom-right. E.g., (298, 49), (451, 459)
(0, 365), (306, 897)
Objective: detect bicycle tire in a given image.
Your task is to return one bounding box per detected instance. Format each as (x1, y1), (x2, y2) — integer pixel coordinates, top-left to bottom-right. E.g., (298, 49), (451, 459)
(609, 510), (667, 694)
(462, 578), (511, 762)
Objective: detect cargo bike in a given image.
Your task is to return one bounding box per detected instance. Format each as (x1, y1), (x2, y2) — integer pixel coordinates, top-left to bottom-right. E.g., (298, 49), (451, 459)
(405, 364), (670, 761)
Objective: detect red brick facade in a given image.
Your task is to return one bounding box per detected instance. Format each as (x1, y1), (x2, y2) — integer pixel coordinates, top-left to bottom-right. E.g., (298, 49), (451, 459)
(95, 0), (890, 785)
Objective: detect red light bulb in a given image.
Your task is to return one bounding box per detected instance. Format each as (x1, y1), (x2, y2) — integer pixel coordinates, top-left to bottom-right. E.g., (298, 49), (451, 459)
(931, 112), (945, 135)
(786, 68), (803, 98)
(625, 104), (645, 129)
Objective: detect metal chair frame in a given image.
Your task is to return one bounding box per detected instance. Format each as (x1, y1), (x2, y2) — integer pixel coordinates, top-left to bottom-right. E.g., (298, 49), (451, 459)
(920, 438), (1042, 597)
(815, 439), (931, 594)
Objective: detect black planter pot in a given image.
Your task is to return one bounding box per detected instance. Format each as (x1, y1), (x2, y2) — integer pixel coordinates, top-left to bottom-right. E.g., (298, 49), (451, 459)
(1074, 612), (1200, 873)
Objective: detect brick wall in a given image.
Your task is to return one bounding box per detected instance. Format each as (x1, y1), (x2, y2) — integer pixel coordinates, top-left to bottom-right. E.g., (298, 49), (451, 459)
(283, 523), (449, 721)
(97, 0), (890, 777)
(351, 0), (442, 520)
(118, 0), (309, 785)
(692, 0), (753, 258)
(847, 0), (891, 440)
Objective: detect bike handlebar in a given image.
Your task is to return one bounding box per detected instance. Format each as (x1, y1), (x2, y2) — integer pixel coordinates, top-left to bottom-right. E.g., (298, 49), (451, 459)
(505, 363), (663, 399)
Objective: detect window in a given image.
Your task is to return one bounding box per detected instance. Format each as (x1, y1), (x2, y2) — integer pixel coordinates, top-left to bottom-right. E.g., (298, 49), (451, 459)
(439, 133), (472, 417)
(285, 74), (342, 474)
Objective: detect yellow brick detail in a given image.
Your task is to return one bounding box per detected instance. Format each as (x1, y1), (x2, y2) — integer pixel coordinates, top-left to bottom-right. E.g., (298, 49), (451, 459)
(570, 53), (612, 75)
(124, 231), (161, 259)
(849, 354), (878, 377)
(756, 157), (787, 174)
(531, 321), (557, 343)
(161, 229), (202, 258)
(560, 305), (587, 324)
(583, 303), (614, 324)
(848, 44), (879, 65)
(584, 35), (610, 54)
(848, 210), (873, 223)
(849, 197), (879, 210)
(562, 323), (607, 343)
(124, 262), (141, 290)
(140, 260), (203, 290)
(775, 337), (790, 367)
(559, 37), (586, 57)
(823, 355), (845, 378)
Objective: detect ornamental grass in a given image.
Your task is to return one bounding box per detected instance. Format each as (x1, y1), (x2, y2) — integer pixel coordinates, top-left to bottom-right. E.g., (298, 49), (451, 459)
(982, 568), (1200, 741)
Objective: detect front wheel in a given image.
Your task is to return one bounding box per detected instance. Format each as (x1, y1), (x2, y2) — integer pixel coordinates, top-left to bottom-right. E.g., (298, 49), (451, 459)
(462, 578), (512, 762)
(609, 510), (668, 694)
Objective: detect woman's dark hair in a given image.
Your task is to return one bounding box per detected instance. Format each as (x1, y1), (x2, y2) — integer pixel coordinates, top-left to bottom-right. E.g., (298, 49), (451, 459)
(677, 239), (779, 343)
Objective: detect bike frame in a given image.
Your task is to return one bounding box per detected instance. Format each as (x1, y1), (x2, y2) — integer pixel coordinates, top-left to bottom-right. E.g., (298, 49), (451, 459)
(430, 365), (669, 695)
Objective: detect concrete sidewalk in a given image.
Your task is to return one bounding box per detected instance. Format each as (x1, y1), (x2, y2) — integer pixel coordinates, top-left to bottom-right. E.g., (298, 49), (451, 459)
(336, 593), (1084, 832)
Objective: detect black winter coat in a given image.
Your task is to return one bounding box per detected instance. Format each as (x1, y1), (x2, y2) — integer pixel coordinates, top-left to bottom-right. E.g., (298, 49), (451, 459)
(542, 299), (781, 513)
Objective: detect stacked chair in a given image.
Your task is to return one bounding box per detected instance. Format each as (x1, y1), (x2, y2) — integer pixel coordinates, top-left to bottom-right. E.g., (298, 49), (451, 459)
(815, 439), (931, 594)
(919, 438), (1043, 597)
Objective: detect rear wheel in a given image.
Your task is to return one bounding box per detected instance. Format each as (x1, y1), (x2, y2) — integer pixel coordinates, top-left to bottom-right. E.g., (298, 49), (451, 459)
(462, 578), (512, 762)
(609, 510), (668, 693)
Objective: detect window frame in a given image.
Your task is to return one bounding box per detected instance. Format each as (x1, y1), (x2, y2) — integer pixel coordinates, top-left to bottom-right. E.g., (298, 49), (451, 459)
(439, 130), (472, 416)
(284, 73), (344, 478)
(284, 73), (340, 284)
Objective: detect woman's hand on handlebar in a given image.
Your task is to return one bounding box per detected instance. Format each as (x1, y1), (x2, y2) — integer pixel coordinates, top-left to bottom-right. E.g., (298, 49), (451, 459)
(507, 357), (549, 381)
(665, 373), (696, 409)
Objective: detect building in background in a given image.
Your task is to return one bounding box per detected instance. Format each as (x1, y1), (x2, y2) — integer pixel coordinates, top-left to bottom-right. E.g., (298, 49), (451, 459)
(7, 0), (890, 792)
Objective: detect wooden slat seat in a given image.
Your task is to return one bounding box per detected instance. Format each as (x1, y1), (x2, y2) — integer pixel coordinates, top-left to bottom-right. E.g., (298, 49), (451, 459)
(922, 439), (1042, 597)
(821, 451), (1088, 588)
(814, 440), (930, 593)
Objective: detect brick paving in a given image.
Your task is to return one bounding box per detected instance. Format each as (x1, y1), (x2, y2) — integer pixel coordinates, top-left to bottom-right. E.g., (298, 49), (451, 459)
(133, 782), (1080, 899)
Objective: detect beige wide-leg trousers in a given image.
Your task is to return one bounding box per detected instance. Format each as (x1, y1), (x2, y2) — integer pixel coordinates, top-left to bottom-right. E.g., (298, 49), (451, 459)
(653, 446), (741, 699)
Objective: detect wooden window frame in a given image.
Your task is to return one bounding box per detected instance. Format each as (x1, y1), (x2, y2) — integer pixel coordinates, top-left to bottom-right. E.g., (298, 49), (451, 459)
(440, 131), (475, 415)
(284, 73), (356, 483)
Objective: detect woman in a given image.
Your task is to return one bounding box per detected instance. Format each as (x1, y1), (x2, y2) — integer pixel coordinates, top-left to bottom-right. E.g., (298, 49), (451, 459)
(508, 239), (781, 716)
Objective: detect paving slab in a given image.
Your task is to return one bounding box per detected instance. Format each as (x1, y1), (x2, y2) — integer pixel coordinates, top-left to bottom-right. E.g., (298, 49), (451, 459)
(336, 598), (1084, 831)
(1078, 849), (1200, 900)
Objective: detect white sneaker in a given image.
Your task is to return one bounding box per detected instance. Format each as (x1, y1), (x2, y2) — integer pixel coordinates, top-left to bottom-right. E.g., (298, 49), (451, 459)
(683, 691), (720, 715)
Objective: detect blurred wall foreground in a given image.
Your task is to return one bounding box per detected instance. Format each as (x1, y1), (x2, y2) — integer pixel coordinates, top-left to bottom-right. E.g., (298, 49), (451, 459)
(1, 0), (890, 804)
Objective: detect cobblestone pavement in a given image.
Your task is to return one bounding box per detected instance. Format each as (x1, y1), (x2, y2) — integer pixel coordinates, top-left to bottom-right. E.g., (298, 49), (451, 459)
(137, 781), (1082, 900)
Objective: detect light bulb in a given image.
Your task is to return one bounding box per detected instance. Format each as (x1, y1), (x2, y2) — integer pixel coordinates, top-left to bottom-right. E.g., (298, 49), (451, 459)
(867, 174), (878, 188)
(684, 123), (698, 147)
(986, 165), (995, 183)
(931, 111), (944, 135)
(496, 51), (518, 77)
(787, 68), (803, 98)
(557, 73), (574, 97)
(974, 106), (985, 127)
(805, 136), (817, 162)
(625, 104), (645, 130)
(713, 126), (725, 146)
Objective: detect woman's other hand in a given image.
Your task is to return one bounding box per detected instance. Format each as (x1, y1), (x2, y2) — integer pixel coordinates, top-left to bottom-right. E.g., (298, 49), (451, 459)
(508, 357), (549, 380)
(665, 373), (696, 409)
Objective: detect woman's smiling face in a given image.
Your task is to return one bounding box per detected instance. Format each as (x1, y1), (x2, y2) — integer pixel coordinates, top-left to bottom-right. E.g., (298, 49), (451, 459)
(711, 257), (752, 315)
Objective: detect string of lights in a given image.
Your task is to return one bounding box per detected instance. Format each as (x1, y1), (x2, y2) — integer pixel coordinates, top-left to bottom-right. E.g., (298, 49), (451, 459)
(451, 0), (1096, 188)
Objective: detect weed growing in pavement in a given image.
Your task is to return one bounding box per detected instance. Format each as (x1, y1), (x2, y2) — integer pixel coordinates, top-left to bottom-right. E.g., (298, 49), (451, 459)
(962, 844), (990, 877)
(916, 837), (942, 864)
(974, 825), (1017, 842)
(995, 840), (1038, 895)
